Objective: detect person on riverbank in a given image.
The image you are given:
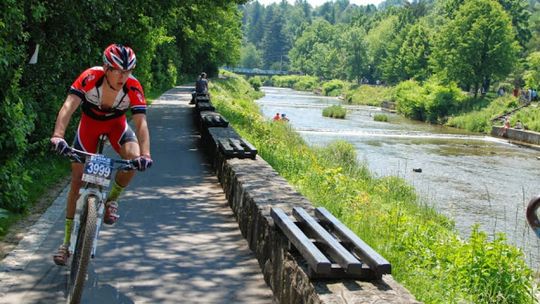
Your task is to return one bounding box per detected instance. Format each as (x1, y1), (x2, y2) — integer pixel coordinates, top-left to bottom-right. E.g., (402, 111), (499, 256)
(280, 113), (289, 122)
(273, 113), (281, 121)
(515, 120), (523, 130)
(499, 116), (511, 136)
(191, 72), (209, 104)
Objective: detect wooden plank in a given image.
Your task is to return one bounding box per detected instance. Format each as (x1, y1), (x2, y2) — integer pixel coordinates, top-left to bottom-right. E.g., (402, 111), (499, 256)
(271, 208), (331, 274)
(217, 138), (236, 156)
(315, 207), (391, 275)
(240, 138), (256, 151)
(293, 207), (362, 274)
(229, 138), (245, 152)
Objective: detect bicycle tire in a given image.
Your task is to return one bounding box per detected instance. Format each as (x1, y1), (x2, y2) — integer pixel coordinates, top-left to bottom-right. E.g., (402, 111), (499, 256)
(68, 195), (98, 304)
(527, 195), (540, 236)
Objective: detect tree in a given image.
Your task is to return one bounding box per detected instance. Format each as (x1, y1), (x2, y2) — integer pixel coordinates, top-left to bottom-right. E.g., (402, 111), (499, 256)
(341, 26), (369, 83)
(398, 19), (432, 81)
(431, 0), (520, 96)
(240, 43), (262, 68)
(244, 1), (266, 47)
(365, 15), (399, 82)
(289, 18), (336, 75)
(261, 4), (290, 68)
(437, 0), (531, 49)
(498, 0), (531, 49)
(524, 51), (540, 89)
(526, 2), (540, 52)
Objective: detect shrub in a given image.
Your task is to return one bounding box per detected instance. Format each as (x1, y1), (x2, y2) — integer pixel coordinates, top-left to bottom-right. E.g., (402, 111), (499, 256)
(322, 105), (347, 118)
(394, 80), (426, 120)
(248, 76), (262, 91)
(344, 84), (394, 106)
(272, 75), (319, 91)
(373, 114), (388, 122)
(321, 79), (348, 96)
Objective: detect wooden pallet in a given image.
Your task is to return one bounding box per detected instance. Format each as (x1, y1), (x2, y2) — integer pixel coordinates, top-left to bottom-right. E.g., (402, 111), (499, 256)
(200, 111), (229, 127)
(217, 137), (257, 159)
(271, 207), (391, 280)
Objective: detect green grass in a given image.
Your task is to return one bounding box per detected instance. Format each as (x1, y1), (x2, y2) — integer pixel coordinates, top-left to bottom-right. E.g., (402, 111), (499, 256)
(447, 95), (526, 133)
(211, 71), (535, 304)
(322, 105), (347, 118)
(373, 114), (388, 122)
(344, 84), (394, 106)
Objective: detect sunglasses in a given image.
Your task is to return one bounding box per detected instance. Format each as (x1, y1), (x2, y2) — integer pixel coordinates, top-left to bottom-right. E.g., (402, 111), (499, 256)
(108, 68), (132, 76)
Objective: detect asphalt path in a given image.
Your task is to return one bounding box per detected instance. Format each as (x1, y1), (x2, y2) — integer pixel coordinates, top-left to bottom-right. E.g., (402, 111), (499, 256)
(0, 86), (273, 303)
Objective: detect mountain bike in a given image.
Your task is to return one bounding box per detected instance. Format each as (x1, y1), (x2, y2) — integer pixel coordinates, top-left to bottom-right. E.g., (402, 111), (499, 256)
(62, 139), (135, 304)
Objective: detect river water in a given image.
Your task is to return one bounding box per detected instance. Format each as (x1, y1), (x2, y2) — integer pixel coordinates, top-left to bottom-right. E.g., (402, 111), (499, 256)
(256, 86), (540, 269)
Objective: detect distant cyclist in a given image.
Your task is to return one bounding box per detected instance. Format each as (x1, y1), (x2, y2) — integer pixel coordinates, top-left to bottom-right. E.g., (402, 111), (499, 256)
(50, 44), (153, 265)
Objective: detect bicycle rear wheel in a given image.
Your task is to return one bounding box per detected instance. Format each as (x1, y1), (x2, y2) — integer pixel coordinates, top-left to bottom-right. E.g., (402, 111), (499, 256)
(68, 195), (98, 304)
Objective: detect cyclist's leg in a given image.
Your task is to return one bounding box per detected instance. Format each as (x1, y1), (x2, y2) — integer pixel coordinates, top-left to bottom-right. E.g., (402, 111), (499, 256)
(54, 118), (100, 265)
(103, 120), (139, 224)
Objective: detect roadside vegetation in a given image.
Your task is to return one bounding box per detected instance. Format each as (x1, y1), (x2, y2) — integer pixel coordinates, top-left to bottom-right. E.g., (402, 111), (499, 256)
(1, 1), (242, 235)
(212, 72), (535, 304)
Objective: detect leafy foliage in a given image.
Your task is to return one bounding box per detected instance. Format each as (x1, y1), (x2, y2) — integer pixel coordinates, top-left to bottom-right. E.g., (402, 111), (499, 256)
(394, 78), (466, 123)
(321, 79), (348, 96)
(0, 0), (245, 212)
(211, 74), (535, 304)
(431, 0), (520, 94)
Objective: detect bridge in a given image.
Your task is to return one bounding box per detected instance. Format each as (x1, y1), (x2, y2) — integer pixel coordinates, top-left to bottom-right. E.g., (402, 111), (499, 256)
(221, 66), (297, 76)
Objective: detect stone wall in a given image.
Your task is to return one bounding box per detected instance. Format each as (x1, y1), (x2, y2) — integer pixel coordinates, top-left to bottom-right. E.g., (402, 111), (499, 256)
(491, 126), (540, 146)
(201, 130), (419, 303)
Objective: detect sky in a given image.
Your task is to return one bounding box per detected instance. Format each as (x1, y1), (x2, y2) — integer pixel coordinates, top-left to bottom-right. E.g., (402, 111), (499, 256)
(255, 0), (385, 7)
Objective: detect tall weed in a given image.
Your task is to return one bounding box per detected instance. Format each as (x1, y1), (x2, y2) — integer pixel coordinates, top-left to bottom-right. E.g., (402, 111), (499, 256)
(211, 72), (535, 303)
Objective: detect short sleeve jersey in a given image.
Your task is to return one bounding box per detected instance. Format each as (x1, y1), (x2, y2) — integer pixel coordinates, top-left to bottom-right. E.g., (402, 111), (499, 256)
(69, 66), (146, 121)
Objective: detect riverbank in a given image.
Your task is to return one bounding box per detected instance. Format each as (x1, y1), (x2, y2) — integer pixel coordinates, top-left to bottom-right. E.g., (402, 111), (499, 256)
(213, 71), (535, 304)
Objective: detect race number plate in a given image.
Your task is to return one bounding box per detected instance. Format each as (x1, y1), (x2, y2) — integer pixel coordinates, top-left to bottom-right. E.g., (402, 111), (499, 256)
(82, 155), (113, 187)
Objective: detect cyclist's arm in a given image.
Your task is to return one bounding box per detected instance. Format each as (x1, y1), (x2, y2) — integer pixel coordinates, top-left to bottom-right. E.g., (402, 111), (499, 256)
(52, 94), (82, 138)
(132, 113), (151, 157)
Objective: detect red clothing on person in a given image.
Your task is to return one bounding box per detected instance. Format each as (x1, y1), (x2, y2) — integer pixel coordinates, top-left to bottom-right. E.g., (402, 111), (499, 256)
(69, 66), (147, 153)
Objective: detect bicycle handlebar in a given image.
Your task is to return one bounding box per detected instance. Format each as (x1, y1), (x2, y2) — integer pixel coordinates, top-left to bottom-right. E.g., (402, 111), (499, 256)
(64, 147), (136, 171)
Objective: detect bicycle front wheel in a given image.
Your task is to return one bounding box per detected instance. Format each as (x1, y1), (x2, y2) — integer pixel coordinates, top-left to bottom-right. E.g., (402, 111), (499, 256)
(68, 195), (98, 304)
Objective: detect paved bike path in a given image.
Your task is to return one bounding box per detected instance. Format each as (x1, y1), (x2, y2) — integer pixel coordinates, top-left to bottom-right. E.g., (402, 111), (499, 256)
(0, 86), (274, 303)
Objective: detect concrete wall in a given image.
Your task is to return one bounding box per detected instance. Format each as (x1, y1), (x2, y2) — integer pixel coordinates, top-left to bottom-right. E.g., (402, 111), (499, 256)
(491, 126), (540, 145)
(200, 125), (419, 303)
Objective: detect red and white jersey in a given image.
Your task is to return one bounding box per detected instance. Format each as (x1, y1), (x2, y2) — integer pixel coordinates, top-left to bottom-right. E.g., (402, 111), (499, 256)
(69, 66), (146, 120)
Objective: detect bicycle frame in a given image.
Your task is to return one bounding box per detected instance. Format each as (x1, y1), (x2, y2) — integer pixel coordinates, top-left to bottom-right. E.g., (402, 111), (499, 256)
(68, 183), (105, 258)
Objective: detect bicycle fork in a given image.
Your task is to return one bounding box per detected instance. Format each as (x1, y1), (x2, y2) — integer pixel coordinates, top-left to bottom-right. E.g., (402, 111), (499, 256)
(69, 189), (106, 258)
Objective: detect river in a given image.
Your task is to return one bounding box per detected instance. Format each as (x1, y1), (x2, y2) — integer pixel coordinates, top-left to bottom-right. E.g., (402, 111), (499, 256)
(256, 86), (540, 269)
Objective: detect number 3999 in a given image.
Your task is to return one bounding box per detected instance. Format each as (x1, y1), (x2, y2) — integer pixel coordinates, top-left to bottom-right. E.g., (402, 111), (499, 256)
(88, 163), (111, 177)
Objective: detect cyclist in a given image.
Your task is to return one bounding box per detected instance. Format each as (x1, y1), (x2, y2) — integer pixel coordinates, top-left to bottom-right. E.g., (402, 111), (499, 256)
(50, 44), (153, 266)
